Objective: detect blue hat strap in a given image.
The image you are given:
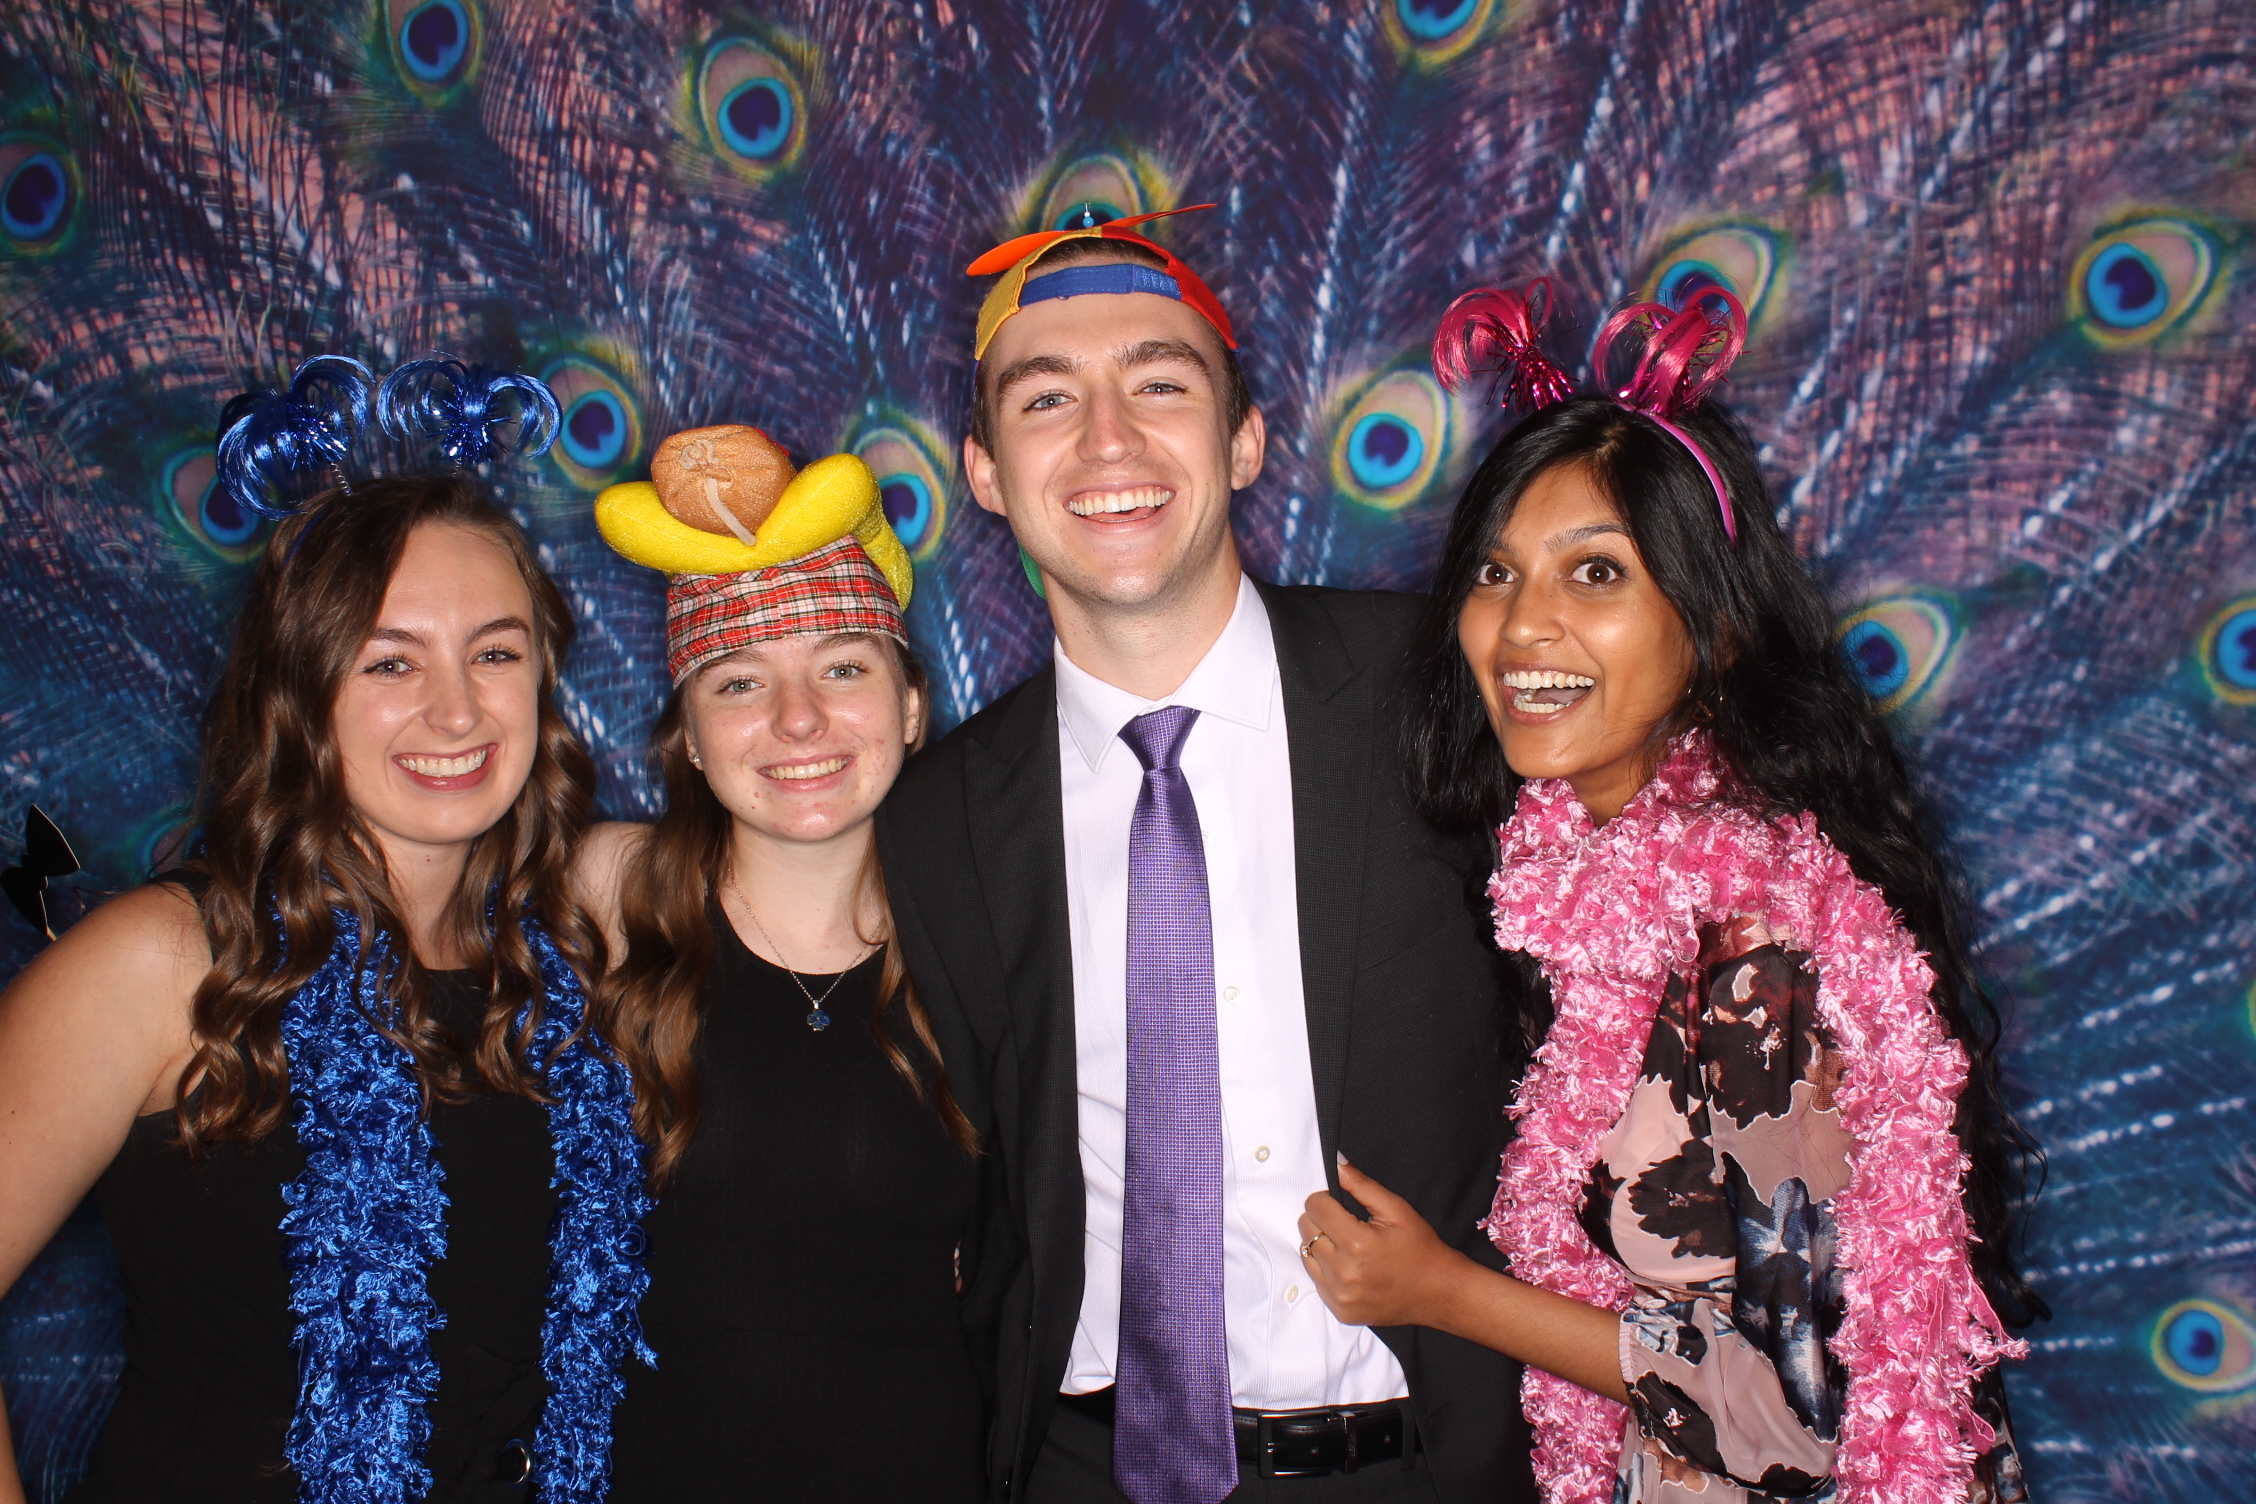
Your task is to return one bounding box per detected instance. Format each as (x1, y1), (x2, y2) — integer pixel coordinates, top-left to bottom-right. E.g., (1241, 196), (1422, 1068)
(1017, 262), (1183, 310)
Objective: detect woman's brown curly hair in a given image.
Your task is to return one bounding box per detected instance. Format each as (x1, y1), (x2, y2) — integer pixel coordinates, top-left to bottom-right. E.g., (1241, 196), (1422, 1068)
(175, 473), (603, 1151)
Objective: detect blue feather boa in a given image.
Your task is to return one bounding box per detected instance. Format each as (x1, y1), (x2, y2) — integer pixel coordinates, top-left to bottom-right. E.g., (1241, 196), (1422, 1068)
(278, 909), (652, 1503)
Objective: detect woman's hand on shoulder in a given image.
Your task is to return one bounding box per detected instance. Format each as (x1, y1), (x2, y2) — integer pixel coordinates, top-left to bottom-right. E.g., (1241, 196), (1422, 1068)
(570, 820), (649, 956)
(0, 879), (208, 1294)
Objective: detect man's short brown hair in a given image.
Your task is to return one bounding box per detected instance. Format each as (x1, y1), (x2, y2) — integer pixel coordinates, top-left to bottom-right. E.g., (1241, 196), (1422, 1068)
(969, 236), (1254, 454)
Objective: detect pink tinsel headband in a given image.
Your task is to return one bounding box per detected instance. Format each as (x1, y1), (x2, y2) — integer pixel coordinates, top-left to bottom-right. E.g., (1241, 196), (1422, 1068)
(1431, 280), (1748, 544)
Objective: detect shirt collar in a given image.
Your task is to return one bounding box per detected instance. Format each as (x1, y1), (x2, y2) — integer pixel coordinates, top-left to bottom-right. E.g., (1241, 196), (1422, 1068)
(1054, 574), (1277, 773)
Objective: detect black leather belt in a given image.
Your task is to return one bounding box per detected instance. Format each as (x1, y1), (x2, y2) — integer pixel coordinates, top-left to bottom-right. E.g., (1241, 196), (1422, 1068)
(1058, 1386), (1418, 1478)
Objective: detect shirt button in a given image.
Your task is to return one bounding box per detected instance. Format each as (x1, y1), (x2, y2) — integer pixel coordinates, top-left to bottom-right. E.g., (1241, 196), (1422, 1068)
(1286, 1285), (1301, 1304)
(1222, 985), (1240, 1001)
(1253, 1145), (1271, 1162)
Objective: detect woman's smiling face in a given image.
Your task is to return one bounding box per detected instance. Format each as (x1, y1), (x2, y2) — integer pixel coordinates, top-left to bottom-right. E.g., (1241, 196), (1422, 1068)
(1456, 462), (1697, 822)
(332, 521), (543, 867)
(680, 631), (923, 850)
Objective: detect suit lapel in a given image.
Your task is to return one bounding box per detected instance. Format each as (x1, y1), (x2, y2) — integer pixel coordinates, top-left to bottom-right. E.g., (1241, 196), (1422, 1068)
(1257, 583), (1372, 1181)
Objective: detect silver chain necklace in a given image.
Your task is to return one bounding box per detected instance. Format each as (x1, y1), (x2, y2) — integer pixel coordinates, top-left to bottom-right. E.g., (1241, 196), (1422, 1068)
(723, 870), (871, 1032)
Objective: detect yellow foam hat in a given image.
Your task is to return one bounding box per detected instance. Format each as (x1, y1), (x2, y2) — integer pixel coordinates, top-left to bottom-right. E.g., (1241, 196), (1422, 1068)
(595, 449), (913, 609)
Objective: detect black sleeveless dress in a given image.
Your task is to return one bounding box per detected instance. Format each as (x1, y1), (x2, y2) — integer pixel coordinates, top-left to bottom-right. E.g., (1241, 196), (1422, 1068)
(69, 960), (560, 1502)
(607, 918), (983, 1502)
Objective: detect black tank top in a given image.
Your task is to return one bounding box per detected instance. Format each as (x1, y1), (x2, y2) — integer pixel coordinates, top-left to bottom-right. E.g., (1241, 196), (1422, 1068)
(606, 915), (983, 1502)
(69, 890), (560, 1503)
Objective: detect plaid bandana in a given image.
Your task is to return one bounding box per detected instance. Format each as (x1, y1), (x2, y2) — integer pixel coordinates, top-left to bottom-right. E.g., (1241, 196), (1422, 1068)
(665, 535), (906, 684)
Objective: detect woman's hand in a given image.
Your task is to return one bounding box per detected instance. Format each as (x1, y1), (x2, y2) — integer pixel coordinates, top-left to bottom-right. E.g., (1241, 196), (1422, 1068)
(1300, 1156), (1631, 1402)
(568, 821), (647, 957)
(1296, 1157), (1479, 1329)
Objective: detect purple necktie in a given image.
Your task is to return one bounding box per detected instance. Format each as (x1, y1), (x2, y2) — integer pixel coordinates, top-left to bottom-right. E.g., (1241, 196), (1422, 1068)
(1113, 706), (1236, 1504)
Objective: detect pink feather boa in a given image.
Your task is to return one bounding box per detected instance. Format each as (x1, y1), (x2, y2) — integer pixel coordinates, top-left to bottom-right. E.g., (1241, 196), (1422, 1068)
(1482, 733), (2023, 1504)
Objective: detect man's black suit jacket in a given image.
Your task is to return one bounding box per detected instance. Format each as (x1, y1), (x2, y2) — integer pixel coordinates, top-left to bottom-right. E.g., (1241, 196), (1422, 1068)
(876, 581), (1536, 1503)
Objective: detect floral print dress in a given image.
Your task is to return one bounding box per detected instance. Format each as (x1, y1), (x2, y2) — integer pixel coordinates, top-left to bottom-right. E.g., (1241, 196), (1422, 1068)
(1582, 916), (2028, 1503)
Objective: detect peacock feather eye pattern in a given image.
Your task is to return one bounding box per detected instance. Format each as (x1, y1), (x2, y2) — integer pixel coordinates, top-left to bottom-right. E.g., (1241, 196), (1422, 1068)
(0, 133), (76, 254)
(694, 36), (808, 181)
(384, 0), (481, 99)
(1326, 368), (1453, 512)
(538, 356), (644, 492)
(2198, 594), (2256, 706)
(850, 418), (951, 562)
(1643, 224), (1785, 331)
(2069, 215), (2226, 349)
(1383, 0), (1502, 64)
(2152, 1299), (2256, 1394)
(1032, 151), (1165, 233)
(4, 4), (2256, 1495)
(124, 808), (194, 882)
(159, 447), (264, 563)
(75, 389), (271, 588)
(1835, 595), (1958, 716)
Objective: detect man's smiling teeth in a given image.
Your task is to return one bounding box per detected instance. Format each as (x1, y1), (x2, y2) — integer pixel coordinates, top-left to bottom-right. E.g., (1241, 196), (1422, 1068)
(397, 748), (489, 777)
(1068, 486), (1171, 517)
(768, 756), (849, 780)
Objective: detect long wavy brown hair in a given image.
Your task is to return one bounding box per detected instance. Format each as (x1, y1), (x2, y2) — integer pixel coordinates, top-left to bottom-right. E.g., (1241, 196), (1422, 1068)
(591, 644), (975, 1188)
(177, 474), (602, 1152)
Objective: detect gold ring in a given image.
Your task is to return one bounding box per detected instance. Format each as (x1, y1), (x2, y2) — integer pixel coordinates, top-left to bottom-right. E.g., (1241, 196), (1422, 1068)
(1298, 1234), (1323, 1258)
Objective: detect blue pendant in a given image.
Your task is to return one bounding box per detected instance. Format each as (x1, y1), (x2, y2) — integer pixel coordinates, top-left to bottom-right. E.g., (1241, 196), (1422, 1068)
(807, 1009), (831, 1032)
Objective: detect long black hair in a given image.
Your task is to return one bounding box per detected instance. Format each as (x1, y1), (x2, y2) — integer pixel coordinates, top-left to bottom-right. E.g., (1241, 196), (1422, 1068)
(1405, 394), (2048, 1325)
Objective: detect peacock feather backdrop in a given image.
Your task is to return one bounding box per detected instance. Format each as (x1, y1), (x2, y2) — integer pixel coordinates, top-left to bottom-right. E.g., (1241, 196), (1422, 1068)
(0, 0), (2251, 1497)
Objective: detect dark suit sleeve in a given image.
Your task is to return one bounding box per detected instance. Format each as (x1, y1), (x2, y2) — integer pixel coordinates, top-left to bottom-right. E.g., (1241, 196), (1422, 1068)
(878, 745), (1021, 1478)
(1275, 584), (1537, 1503)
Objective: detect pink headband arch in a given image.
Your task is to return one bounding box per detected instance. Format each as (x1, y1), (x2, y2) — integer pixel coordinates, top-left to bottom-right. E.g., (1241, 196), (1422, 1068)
(1431, 281), (1749, 544)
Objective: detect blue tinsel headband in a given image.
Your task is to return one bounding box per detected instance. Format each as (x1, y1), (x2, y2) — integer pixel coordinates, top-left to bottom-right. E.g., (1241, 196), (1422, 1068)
(216, 352), (563, 522)
(376, 356), (562, 471)
(216, 355), (376, 520)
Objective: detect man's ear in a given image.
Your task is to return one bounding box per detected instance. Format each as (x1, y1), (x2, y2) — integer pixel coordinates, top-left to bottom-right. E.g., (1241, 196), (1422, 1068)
(1228, 403), (1267, 492)
(964, 433), (1006, 517)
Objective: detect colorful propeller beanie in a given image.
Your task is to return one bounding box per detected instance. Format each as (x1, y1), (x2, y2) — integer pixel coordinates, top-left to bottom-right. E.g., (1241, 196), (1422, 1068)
(966, 204), (1236, 359)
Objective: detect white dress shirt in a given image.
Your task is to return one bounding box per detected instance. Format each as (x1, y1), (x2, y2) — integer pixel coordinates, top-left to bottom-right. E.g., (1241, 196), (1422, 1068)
(1055, 575), (1410, 1409)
